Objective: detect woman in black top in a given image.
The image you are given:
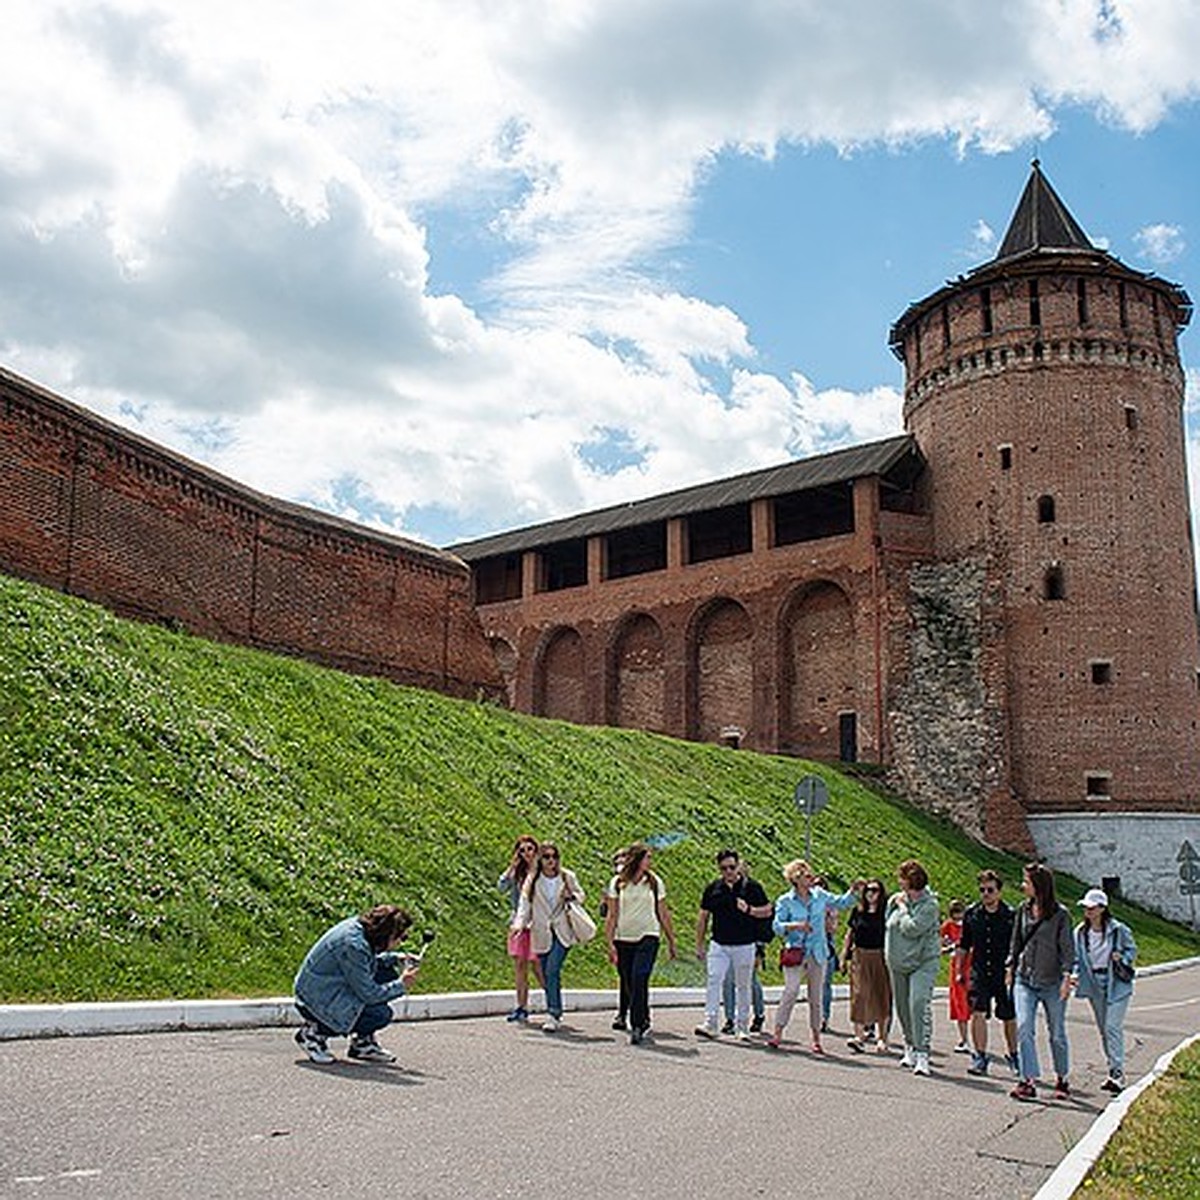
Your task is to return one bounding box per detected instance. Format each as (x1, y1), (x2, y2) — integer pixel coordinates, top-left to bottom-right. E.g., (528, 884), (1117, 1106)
(843, 878), (892, 1053)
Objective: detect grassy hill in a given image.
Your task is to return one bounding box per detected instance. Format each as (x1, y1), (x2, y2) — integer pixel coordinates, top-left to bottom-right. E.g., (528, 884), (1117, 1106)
(2, 572), (1197, 1004)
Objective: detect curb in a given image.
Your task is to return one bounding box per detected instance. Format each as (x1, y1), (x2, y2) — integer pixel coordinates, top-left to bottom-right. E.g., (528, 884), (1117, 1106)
(1031, 1031), (1200, 1200)
(2, 956), (1197, 1042)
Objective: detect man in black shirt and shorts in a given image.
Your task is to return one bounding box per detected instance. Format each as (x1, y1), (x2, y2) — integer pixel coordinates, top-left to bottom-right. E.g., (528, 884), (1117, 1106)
(695, 849), (773, 1039)
(958, 868), (1019, 1075)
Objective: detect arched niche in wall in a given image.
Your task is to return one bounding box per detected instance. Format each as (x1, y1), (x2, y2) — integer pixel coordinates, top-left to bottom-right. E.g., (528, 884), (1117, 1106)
(779, 580), (856, 759)
(688, 597), (753, 744)
(608, 611), (666, 734)
(533, 626), (587, 724)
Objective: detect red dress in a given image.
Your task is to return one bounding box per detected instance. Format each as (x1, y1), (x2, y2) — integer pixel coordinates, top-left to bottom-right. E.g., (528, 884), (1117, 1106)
(941, 919), (971, 1022)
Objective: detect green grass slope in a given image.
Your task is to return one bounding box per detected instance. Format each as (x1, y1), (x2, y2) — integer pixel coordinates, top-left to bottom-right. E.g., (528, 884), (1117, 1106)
(3, 572), (1197, 1004)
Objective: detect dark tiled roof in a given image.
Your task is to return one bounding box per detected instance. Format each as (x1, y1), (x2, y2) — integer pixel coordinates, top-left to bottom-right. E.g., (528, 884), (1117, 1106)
(449, 434), (920, 560)
(995, 159), (1093, 260)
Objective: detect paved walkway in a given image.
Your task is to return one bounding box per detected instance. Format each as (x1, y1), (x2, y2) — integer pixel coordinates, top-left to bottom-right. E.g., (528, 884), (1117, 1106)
(1, 964), (1197, 1199)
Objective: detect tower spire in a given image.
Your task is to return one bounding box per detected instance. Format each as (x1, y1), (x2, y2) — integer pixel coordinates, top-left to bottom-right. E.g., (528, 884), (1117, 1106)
(995, 160), (1093, 260)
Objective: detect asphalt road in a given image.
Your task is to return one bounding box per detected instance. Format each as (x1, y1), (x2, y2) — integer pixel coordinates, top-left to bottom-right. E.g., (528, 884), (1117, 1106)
(2, 965), (1197, 1200)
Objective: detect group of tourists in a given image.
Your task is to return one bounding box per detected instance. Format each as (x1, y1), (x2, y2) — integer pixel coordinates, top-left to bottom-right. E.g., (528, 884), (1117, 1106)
(291, 838), (1139, 1101)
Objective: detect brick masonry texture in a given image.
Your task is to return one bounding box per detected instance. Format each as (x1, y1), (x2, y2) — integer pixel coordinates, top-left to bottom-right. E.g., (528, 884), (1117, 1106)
(0, 367), (503, 702)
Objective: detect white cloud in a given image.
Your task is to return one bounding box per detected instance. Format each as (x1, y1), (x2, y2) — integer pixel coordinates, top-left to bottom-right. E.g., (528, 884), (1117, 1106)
(1134, 222), (1186, 265)
(1, 0), (1199, 547)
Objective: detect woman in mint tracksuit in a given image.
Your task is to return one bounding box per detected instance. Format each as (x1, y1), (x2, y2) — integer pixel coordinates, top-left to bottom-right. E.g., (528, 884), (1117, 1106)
(1072, 887), (1138, 1094)
(884, 858), (941, 1077)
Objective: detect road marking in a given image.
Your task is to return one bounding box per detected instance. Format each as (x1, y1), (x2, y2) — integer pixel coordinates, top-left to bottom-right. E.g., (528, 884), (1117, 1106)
(1136, 997), (1200, 1012)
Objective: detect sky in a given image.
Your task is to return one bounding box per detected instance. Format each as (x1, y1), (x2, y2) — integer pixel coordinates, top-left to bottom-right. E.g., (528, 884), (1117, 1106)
(2, 1), (1199, 556)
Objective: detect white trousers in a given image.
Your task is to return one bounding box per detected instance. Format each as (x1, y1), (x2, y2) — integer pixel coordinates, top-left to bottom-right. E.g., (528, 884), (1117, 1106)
(705, 941), (756, 1028)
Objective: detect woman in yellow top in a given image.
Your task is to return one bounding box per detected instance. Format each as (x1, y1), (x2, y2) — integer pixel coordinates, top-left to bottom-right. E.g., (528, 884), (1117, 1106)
(604, 842), (678, 1044)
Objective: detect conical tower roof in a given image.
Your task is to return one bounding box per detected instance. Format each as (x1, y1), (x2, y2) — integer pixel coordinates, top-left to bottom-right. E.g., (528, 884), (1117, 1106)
(994, 159), (1093, 260)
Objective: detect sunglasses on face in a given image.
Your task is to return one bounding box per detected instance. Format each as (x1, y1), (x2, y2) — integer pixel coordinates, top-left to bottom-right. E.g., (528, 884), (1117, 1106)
(980, 885), (998, 894)
(865, 886), (881, 893)
(541, 853), (559, 861)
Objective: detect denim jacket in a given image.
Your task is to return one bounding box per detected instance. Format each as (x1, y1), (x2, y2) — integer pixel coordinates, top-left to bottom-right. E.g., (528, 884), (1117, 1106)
(773, 887), (856, 965)
(1073, 918), (1137, 1004)
(294, 917), (407, 1034)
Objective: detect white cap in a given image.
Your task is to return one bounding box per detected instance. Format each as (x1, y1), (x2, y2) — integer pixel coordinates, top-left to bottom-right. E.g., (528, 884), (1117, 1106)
(1078, 887), (1109, 908)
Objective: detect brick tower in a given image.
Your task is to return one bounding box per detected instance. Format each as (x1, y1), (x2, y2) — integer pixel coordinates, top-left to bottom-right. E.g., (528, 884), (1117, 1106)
(890, 163), (1200, 884)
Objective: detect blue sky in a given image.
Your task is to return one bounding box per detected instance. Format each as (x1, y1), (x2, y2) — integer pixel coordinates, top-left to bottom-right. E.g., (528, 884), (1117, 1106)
(1, 2), (1198, 556)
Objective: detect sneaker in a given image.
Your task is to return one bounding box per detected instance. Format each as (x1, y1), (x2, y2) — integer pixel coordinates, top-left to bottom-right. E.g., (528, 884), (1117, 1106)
(294, 1024), (334, 1065)
(721, 1019), (735, 1035)
(611, 1015), (627, 1031)
(542, 1015), (561, 1033)
(820, 1020), (830, 1034)
(1010, 1080), (1037, 1101)
(750, 1015), (764, 1033)
(766, 1034), (782, 1050)
(1054, 1077), (1071, 1099)
(954, 1040), (971, 1054)
(1101, 1076), (1124, 1095)
(347, 1034), (395, 1063)
(899, 1045), (915, 1068)
(694, 1022), (718, 1039)
(874, 1039), (890, 1055)
(846, 1037), (865, 1054)
(1005, 1052), (1021, 1075)
(506, 1007), (528, 1023)
(734, 1027), (750, 1041)
(967, 1051), (989, 1076)
(913, 1051), (931, 1076)
(630, 1026), (646, 1045)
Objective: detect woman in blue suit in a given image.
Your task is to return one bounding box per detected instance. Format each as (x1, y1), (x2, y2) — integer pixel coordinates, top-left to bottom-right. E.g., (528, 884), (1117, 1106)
(1072, 887), (1137, 1094)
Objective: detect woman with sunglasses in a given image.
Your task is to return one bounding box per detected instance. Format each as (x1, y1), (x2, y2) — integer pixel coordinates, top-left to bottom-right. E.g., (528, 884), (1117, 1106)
(513, 842), (585, 1032)
(499, 834), (543, 1022)
(843, 878), (892, 1053)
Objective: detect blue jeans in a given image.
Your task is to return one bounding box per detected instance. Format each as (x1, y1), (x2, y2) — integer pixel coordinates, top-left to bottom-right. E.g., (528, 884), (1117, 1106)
(1014, 977), (1070, 1082)
(539, 935), (570, 1019)
(1086, 989), (1130, 1080)
(723, 962), (765, 1023)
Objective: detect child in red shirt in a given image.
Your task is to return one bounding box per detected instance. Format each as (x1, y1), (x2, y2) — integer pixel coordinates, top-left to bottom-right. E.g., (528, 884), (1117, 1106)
(942, 900), (971, 1053)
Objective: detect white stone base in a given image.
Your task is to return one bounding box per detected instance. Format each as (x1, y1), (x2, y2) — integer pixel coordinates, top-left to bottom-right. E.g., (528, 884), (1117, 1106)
(1027, 812), (1200, 927)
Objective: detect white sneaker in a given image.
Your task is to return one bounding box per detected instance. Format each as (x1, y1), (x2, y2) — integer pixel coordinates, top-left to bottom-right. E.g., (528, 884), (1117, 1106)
(899, 1045), (915, 1068)
(543, 1015), (561, 1032)
(348, 1035), (396, 1063)
(913, 1051), (931, 1076)
(734, 1026), (750, 1041)
(954, 1040), (970, 1054)
(295, 1024), (334, 1064)
(694, 1023), (718, 1039)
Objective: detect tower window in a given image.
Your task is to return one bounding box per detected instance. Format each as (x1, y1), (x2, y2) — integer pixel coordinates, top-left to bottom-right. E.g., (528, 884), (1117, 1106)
(1090, 660), (1113, 685)
(1124, 404), (1139, 431)
(1044, 565), (1065, 601)
(1086, 773), (1112, 800)
(1076, 278), (1089, 325)
(1037, 494), (1056, 524)
(1029, 279), (1041, 327)
(981, 287), (993, 335)
(999, 444), (1013, 471)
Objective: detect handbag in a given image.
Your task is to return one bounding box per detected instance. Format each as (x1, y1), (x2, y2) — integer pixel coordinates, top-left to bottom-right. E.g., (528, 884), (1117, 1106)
(780, 943), (806, 968)
(1111, 955), (1134, 983)
(564, 899), (597, 945)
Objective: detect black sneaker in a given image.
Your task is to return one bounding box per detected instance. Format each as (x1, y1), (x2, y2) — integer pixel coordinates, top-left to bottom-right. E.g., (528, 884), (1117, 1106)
(750, 1015), (764, 1033)
(967, 1051), (988, 1076)
(721, 1020), (735, 1035)
(612, 1015), (627, 1031)
(1054, 1077), (1071, 1100)
(1101, 1076), (1124, 1094)
(348, 1034), (396, 1063)
(295, 1024), (334, 1064)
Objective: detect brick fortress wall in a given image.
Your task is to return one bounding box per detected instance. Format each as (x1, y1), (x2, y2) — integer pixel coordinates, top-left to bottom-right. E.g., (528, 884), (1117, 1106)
(0, 366), (503, 701)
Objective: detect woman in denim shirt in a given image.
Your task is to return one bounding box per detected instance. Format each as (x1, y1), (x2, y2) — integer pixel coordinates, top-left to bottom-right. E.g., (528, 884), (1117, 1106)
(767, 860), (860, 1054)
(294, 904), (420, 1064)
(1072, 887), (1137, 1094)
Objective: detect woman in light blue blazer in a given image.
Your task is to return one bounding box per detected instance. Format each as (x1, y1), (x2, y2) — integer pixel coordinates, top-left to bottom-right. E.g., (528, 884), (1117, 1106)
(1072, 887), (1137, 1094)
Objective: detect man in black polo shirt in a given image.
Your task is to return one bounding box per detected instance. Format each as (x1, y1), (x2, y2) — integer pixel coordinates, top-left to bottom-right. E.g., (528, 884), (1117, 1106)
(695, 849), (773, 1039)
(958, 868), (1019, 1075)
